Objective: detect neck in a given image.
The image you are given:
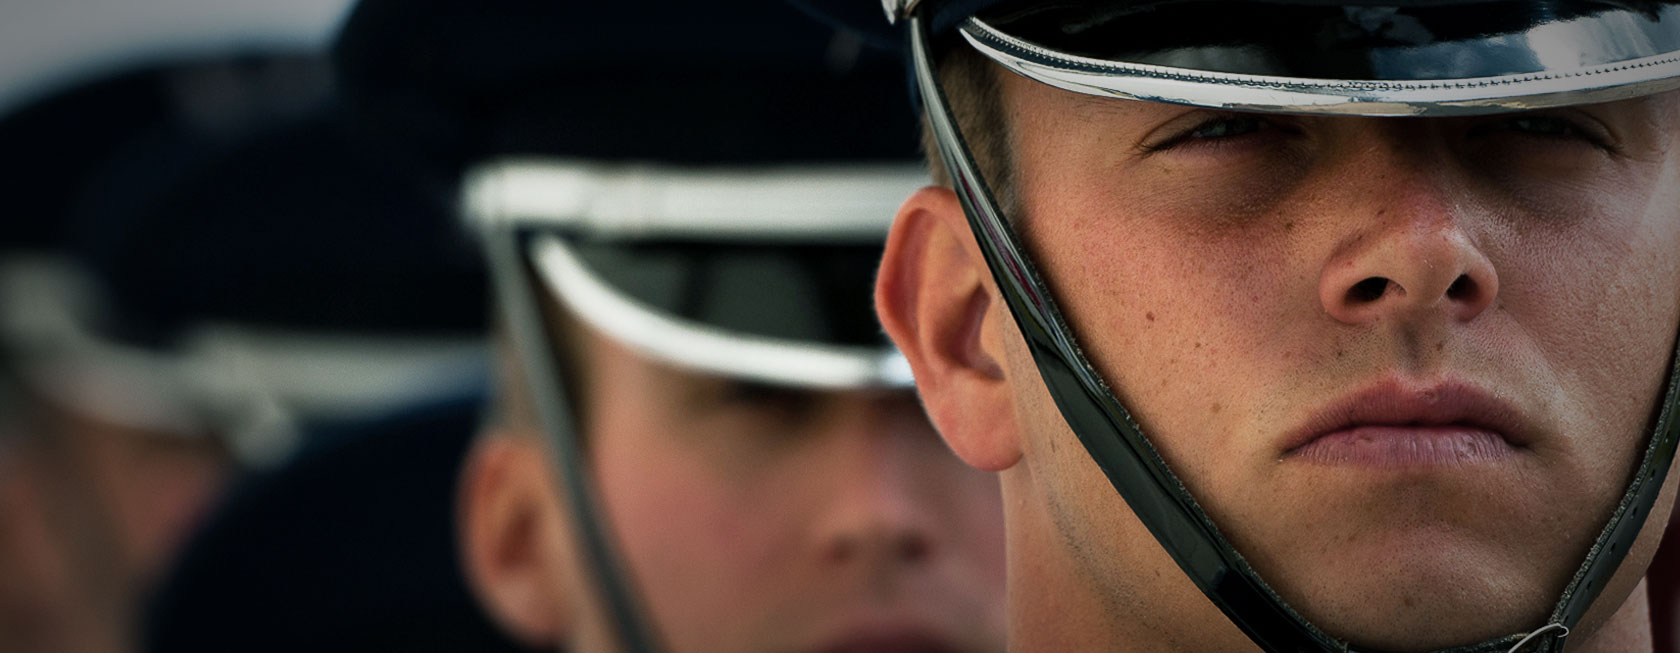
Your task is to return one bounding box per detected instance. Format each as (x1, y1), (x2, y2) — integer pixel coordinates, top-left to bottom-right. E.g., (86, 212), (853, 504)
(1571, 580), (1651, 653)
(999, 468), (1256, 652)
(999, 468), (1655, 652)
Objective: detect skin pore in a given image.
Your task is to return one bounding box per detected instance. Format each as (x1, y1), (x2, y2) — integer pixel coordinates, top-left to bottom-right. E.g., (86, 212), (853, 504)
(877, 66), (1680, 651)
(460, 322), (1007, 653)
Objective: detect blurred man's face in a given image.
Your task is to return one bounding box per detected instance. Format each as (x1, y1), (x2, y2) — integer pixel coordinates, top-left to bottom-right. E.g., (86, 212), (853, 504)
(465, 325), (1007, 653)
(585, 331), (1005, 652)
(989, 79), (1680, 647)
(0, 401), (228, 653)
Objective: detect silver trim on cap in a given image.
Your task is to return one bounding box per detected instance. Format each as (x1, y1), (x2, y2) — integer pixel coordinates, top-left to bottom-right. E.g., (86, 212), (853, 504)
(962, 13), (1680, 116)
(530, 234), (913, 390)
(0, 257), (488, 467)
(882, 0), (921, 24)
(465, 159), (927, 243)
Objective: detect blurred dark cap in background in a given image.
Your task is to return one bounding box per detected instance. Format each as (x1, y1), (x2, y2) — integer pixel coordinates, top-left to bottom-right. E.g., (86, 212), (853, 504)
(331, 0), (921, 166)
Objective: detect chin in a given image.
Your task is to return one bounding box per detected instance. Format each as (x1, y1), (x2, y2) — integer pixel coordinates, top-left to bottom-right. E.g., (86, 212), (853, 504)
(1267, 528), (1563, 651)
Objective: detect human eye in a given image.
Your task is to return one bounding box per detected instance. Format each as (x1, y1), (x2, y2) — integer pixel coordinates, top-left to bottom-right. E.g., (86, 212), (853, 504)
(1468, 112), (1616, 152)
(1139, 113), (1291, 154)
(1505, 116), (1578, 137)
(720, 380), (820, 420)
(723, 380), (794, 404)
(1186, 116), (1267, 140)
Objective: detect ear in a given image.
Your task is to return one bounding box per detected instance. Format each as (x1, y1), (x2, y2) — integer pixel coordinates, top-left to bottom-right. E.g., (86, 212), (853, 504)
(876, 186), (1023, 472)
(457, 430), (572, 647)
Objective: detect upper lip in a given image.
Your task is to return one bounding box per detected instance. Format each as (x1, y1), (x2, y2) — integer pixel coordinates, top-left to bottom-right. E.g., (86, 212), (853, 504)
(1280, 377), (1538, 456)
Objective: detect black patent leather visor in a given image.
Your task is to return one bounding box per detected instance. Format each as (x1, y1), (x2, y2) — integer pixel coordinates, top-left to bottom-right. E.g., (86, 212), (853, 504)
(964, 0), (1680, 115)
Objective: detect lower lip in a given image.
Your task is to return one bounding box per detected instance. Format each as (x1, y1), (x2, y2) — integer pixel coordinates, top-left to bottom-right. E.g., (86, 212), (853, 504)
(812, 641), (956, 653)
(1288, 425), (1517, 467)
(811, 636), (958, 653)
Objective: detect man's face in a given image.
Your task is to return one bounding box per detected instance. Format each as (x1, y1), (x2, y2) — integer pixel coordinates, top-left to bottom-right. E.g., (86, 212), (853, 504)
(0, 402), (227, 653)
(998, 74), (1680, 647)
(565, 329), (1006, 652)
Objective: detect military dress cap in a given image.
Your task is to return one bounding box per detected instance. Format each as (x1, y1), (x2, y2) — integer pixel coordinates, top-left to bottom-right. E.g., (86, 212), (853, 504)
(0, 53), (490, 466)
(333, 3), (938, 650)
(0, 0), (350, 256)
(804, 0), (1680, 115)
(0, 61), (187, 258)
(333, 0), (924, 166)
(337, 0), (929, 390)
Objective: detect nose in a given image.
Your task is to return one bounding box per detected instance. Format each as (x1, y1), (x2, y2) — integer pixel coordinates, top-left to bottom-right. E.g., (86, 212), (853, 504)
(814, 401), (936, 569)
(1318, 164), (1499, 326)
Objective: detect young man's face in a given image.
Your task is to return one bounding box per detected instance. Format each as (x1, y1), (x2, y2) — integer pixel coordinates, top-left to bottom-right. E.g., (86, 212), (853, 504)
(880, 69), (1680, 649)
(464, 325), (1007, 653)
(0, 402), (228, 653)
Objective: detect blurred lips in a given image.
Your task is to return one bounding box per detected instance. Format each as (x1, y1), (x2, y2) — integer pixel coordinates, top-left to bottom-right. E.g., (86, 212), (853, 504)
(1282, 378), (1535, 467)
(804, 625), (964, 653)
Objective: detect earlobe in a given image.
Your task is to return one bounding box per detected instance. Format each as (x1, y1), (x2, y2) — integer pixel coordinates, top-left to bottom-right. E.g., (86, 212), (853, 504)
(877, 185), (1023, 472)
(457, 431), (571, 647)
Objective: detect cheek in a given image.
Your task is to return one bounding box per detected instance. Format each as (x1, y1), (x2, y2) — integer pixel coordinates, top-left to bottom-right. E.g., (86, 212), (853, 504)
(583, 351), (795, 606)
(1015, 160), (1311, 470)
(69, 427), (226, 577)
(1492, 168), (1680, 466)
(587, 398), (834, 648)
(590, 413), (795, 582)
(122, 442), (228, 576)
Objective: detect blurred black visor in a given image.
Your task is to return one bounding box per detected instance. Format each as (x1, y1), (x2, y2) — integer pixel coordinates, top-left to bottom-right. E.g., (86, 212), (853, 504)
(465, 160), (923, 389)
(957, 0), (1680, 115)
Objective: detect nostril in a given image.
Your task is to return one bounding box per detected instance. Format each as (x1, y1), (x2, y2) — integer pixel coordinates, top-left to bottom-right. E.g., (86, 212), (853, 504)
(1346, 277), (1394, 304)
(899, 536), (930, 563)
(827, 539), (856, 564)
(824, 533), (931, 565)
(1445, 274), (1476, 300)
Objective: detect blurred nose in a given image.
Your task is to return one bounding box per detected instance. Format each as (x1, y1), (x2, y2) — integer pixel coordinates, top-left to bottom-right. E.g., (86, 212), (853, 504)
(814, 398), (935, 569)
(1317, 147), (1499, 326)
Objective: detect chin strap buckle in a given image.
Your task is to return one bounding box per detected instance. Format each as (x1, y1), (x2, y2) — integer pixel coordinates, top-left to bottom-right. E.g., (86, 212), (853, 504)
(1507, 623), (1569, 653)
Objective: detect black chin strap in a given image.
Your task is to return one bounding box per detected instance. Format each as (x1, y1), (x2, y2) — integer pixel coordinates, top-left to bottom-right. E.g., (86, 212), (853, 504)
(908, 13), (1680, 652)
(483, 227), (662, 653)
(1543, 350), (1680, 644)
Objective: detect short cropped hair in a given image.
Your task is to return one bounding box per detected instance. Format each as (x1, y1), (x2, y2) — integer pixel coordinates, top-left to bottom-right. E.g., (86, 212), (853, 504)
(489, 288), (593, 446)
(920, 46), (1017, 216)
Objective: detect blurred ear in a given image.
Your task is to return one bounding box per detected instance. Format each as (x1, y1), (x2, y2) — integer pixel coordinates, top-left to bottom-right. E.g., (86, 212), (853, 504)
(457, 430), (571, 647)
(876, 186), (1022, 472)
